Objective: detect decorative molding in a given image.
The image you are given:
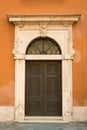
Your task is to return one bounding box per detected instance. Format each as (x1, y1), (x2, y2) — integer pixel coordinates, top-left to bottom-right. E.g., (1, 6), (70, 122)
(8, 15), (80, 25)
(39, 25), (47, 37)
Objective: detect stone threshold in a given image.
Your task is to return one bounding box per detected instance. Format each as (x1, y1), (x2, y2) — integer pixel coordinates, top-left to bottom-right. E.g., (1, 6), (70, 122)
(22, 116), (66, 123)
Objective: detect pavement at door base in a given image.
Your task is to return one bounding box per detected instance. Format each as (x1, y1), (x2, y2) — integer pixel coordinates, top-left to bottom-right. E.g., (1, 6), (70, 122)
(0, 122), (87, 130)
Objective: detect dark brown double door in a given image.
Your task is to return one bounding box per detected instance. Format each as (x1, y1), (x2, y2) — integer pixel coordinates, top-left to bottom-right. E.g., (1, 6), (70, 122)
(25, 61), (62, 116)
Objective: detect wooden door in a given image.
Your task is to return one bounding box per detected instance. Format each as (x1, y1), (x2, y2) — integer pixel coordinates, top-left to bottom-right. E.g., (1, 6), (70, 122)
(25, 61), (62, 116)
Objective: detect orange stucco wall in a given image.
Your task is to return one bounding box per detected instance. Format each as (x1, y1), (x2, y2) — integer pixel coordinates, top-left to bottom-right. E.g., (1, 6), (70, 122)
(0, 0), (87, 106)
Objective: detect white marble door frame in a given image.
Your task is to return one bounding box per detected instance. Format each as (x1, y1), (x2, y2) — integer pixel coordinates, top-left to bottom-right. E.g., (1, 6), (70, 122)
(8, 15), (80, 121)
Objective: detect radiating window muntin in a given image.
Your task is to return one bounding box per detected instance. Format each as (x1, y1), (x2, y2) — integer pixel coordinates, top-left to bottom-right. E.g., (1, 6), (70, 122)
(26, 37), (61, 55)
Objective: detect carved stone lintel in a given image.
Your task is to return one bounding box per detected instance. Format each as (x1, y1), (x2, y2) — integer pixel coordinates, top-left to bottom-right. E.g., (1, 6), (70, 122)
(39, 27), (47, 37)
(38, 23), (50, 37)
(8, 15), (80, 25)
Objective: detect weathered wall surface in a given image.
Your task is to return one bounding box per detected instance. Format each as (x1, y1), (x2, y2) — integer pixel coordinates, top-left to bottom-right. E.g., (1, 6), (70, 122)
(0, 0), (87, 106)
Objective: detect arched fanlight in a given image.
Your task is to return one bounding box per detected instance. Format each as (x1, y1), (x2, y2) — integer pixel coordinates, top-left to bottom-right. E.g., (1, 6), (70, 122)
(26, 37), (61, 55)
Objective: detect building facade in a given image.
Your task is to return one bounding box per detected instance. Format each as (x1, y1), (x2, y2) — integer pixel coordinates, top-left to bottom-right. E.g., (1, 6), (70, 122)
(0, 0), (87, 122)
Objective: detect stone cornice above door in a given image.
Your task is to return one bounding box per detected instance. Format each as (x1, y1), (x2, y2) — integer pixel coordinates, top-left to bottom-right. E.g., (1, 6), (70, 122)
(8, 14), (80, 25)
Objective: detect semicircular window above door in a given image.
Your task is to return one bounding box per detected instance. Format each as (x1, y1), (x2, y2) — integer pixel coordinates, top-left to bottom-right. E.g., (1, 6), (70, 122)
(26, 36), (61, 55)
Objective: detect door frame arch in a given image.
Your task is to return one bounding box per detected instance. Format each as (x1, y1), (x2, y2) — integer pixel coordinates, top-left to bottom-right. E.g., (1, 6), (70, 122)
(8, 15), (80, 122)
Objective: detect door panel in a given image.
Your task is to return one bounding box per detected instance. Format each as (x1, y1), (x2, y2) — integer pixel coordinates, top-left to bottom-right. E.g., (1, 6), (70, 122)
(25, 62), (43, 116)
(44, 61), (62, 116)
(25, 61), (62, 116)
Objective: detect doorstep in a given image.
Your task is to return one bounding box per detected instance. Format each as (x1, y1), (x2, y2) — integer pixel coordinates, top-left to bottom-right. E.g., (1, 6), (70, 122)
(23, 116), (66, 123)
